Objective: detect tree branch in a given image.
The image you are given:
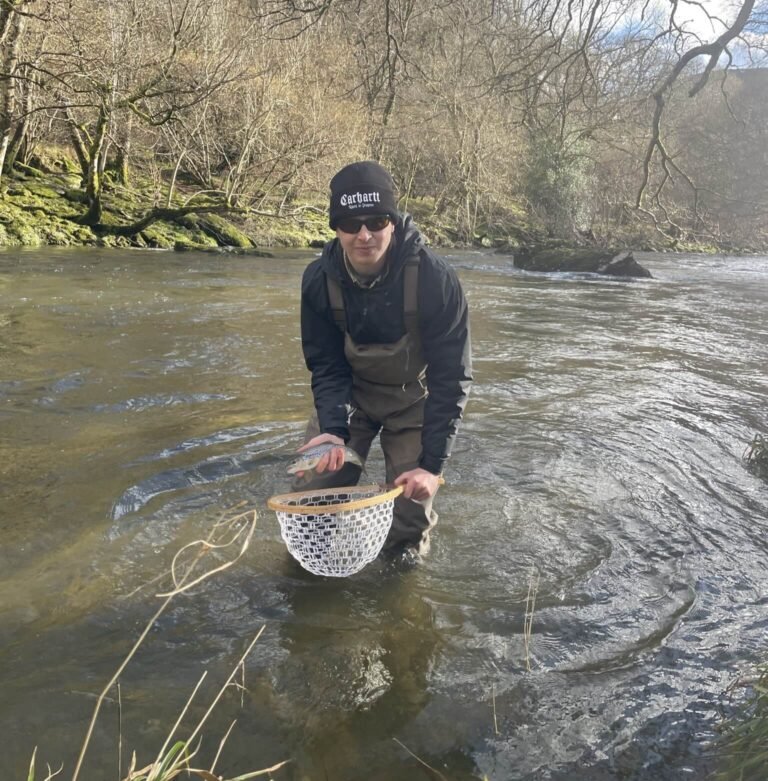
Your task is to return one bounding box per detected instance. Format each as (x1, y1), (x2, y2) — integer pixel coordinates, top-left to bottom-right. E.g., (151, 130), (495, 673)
(637, 0), (756, 207)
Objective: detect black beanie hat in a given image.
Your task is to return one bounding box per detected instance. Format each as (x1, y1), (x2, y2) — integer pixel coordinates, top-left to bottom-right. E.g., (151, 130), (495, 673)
(329, 161), (399, 229)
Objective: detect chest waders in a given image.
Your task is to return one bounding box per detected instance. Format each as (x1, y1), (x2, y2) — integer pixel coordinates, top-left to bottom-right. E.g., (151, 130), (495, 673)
(297, 256), (438, 555)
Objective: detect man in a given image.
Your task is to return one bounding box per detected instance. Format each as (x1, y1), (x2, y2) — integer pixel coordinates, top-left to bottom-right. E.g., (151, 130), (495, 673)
(296, 160), (472, 557)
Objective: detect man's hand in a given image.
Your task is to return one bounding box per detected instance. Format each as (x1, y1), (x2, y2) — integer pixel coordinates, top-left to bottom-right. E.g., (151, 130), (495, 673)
(295, 433), (346, 476)
(394, 468), (441, 501)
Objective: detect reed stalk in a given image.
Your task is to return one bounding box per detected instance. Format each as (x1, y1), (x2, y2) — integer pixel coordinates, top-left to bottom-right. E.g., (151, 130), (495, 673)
(523, 567), (540, 672)
(27, 506), (285, 781)
(27, 747), (62, 781)
(392, 738), (448, 781)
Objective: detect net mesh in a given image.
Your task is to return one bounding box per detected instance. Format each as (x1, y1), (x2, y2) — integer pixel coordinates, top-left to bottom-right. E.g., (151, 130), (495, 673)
(268, 485), (397, 577)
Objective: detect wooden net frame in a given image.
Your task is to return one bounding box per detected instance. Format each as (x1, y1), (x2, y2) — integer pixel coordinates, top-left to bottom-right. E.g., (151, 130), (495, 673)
(267, 484), (403, 577)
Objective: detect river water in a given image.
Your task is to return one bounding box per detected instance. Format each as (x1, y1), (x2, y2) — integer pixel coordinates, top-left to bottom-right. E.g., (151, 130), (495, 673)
(1, 247), (766, 780)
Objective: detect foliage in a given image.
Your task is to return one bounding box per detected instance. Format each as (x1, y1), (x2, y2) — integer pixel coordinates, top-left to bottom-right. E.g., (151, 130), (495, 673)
(0, 168), (285, 249)
(523, 134), (596, 238)
(0, 0), (767, 250)
(715, 665), (768, 781)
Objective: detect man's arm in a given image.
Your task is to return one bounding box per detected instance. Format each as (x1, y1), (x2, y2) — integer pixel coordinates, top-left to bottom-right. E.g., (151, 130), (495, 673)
(418, 254), (473, 475)
(300, 263), (354, 441)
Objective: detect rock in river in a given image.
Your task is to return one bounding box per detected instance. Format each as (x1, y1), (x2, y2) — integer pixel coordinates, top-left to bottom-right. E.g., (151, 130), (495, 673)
(513, 248), (652, 278)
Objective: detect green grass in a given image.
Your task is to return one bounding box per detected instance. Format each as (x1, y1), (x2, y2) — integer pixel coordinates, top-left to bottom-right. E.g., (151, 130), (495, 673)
(715, 665), (768, 781)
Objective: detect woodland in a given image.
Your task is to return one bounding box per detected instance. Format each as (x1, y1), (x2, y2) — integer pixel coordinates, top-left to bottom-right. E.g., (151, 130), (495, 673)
(0, 0), (767, 251)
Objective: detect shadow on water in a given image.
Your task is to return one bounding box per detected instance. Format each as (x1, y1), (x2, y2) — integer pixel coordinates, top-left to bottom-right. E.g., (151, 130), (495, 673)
(236, 566), (481, 780)
(1, 248), (768, 779)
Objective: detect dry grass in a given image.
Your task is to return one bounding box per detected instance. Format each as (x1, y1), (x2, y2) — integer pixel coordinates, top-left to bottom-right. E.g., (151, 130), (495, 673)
(744, 434), (767, 473)
(523, 567), (540, 672)
(27, 748), (62, 781)
(27, 505), (289, 781)
(392, 738), (449, 781)
(485, 567), (542, 742)
(715, 665), (768, 781)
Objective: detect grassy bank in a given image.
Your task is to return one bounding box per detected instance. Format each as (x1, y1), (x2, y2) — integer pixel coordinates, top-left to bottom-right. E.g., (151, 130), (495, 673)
(3, 155), (753, 256)
(0, 176), (541, 255)
(0, 164), (334, 252)
(0, 156), (732, 254)
(0, 153), (530, 252)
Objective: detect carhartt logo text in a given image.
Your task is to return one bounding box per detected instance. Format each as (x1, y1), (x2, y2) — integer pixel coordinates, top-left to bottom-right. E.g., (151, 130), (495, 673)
(340, 191), (382, 207)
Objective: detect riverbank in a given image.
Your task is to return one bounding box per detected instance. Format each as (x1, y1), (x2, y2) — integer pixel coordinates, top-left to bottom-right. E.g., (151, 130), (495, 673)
(1, 163), (760, 255)
(0, 165), (331, 252)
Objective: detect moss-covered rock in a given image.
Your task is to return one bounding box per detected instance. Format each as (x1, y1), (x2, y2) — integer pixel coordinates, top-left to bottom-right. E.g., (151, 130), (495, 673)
(97, 234), (134, 248)
(24, 184), (63, 201)
(64, 189), (88, 204)
(137, 228), (176, 249)
(8, 220), (43, 246)
(6, 185), (31, 198)
(15, 162), (45, 179)
(27, 147), (80, 175)
(43, 227), (73, 246)
(172, 214), (222, 247)
(174, 239), (219, 252)
(183, 213), (254, 248)
(244, 204), (333, 248)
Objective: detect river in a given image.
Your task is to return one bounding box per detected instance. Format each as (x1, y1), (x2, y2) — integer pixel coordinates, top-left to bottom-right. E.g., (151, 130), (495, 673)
(1, 247), (766, 780)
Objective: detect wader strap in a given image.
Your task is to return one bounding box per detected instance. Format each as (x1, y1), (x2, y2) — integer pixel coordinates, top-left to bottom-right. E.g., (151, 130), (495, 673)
(326, 274), (346, 332)
(325, 255), (421, 336)
(403, 257), (420, 339)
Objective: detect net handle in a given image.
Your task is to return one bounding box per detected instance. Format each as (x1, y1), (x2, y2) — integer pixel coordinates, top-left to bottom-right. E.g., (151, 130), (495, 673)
(267, 477), (445, 515)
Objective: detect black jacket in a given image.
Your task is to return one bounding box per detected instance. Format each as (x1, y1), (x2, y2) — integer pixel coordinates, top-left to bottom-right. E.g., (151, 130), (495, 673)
(300, 214), (472, 475)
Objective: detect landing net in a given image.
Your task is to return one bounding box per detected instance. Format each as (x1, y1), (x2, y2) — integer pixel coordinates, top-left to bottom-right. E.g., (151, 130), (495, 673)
(267, 484), (402, 577)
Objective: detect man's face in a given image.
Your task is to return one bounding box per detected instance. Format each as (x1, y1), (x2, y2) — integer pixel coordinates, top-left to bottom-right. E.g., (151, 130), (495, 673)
(335, 215), (394, 275)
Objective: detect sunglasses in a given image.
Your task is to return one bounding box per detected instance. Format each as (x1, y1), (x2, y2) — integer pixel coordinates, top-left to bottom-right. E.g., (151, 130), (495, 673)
(336, 215), (392, 234)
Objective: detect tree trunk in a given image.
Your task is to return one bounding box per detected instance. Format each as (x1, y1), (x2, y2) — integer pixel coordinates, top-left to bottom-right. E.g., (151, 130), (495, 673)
(4, 63), (32, 173)
(5, 109), (27, 173)
(82, 107), (110, 225)
(0, 4), (26, 181)
(114, 111), (133, 186)
(64, 107), (90, 184)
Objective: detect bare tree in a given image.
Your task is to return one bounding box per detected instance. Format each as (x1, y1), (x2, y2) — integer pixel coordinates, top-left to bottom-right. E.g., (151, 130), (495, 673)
(0, 0), (37, 179)
(636, 0), (760, 235)
(3, 0), (767, 248)
(25, 0), (255, 224)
